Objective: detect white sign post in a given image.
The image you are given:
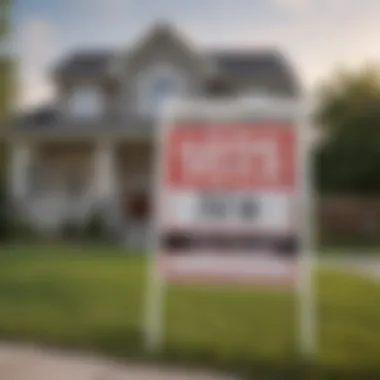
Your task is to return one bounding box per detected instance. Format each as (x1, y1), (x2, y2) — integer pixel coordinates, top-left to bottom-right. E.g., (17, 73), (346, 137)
(144, 97), (315, 356)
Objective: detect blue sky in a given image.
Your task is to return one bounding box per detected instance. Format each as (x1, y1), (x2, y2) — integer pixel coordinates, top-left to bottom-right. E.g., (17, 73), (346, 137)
(12, 0), (380, 109)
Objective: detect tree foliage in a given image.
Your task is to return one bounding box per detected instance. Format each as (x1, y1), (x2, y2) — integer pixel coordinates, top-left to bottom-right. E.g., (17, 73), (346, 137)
(314, 65), (380, 194)
(0, 0), (11, 122)
(0, 1), (10, 36)
(0, 0), (11, 184)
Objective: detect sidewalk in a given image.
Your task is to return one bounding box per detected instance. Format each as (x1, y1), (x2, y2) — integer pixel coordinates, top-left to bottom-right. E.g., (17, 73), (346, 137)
(320, 255), (380, 280)
(0, 343), (237, 380)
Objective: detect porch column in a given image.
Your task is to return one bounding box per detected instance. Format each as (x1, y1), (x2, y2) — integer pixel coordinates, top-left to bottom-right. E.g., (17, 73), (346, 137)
(9, 142), (32, 200)
(93, 140), (116, 201)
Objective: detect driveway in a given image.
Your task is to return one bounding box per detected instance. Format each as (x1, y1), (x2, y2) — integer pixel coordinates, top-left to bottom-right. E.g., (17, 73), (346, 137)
(0, 343), (237, 380)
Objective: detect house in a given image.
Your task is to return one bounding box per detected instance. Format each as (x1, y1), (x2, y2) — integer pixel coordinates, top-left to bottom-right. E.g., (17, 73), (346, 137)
(6, 22), (301, 247)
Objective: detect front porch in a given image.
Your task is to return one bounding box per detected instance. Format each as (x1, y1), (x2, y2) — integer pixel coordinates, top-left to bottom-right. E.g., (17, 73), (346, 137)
(8, 138), (153, 248)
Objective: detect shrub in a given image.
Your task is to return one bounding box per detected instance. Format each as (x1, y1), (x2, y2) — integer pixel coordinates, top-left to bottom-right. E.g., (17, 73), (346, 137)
(7, 216), (41, 243)
(61, 218), (84, 242)
(83, 209), (111, 242)
(0, 183), (8, 242)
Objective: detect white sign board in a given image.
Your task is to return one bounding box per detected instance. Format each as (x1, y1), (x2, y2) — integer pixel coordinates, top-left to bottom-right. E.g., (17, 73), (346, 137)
(145, 97), (314, 355)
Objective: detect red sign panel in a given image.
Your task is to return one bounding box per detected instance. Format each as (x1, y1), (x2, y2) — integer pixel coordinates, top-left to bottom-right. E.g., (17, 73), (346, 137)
(165, 122), (296, 191)
(157, 120), (300, 285)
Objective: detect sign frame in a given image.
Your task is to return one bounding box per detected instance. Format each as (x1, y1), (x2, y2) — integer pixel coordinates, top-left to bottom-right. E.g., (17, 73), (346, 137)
(144, 95), (315, 357)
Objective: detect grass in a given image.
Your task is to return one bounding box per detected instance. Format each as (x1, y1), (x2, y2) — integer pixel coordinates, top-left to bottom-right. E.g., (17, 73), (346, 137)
(319, 244), (380, 256)
(0, 244), (379, 379)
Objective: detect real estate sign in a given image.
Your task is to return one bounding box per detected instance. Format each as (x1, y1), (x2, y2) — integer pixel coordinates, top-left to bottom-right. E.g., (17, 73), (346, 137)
(145, 97), (314, 354)
(158, 121), (298, 284)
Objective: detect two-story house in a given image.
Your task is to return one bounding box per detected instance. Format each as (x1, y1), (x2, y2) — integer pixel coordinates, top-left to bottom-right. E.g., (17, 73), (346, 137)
(6, 22), (301, 247)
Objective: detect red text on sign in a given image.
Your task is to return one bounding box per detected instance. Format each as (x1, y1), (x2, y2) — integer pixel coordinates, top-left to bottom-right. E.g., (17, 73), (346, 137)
(165, 123), (296, 190)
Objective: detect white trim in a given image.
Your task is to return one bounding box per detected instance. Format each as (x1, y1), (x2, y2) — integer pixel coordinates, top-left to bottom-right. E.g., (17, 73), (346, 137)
(136, 62), (187, 117)
(9, 142), (32, 199)
(163, 95), (299, 122)
(92, 140), (116, 200)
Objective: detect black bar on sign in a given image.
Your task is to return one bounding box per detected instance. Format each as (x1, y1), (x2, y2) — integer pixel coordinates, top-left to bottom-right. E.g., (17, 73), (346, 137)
(160, 232), (299, 257)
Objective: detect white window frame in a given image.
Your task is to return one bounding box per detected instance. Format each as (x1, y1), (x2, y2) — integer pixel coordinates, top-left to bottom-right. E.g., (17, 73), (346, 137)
(136, 63), (186, 117)
(68, 85), (103, 119)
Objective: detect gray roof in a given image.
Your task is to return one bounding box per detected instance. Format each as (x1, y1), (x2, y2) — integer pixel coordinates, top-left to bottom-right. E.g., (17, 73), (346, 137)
(11, 38), (301, 135)
(53, 48), (300, 96)
(7, 108), (154, 137)
(53, 50), (115, 79)
(209, 49), (301, 97)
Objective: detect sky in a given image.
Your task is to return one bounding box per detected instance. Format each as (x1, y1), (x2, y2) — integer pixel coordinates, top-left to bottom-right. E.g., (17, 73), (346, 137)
(11, 0), (380, 110)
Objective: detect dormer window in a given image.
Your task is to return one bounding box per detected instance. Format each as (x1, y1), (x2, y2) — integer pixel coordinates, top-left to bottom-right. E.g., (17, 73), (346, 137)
(137, 64), (185, 117)
(68, 86), (103, 119)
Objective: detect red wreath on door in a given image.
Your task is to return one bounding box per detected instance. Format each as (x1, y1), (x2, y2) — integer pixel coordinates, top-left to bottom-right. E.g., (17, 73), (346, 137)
(127, 191), (150, 222)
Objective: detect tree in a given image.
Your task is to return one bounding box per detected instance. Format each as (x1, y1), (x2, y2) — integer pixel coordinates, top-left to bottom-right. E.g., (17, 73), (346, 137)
(0, 0), (11, 241)
(0, 0), (11, 123)
(314, 64), (380, 194)
(0, 1), (10, 37)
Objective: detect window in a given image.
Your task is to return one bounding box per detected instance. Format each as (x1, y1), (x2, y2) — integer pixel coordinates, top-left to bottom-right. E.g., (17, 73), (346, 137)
(138, 64), (185, 116)
(69, 86), (103, 119)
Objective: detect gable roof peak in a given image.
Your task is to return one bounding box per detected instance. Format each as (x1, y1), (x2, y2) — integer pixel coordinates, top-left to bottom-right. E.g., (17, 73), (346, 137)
(149, 19), (175, 35)
(136, 19), (189, 47)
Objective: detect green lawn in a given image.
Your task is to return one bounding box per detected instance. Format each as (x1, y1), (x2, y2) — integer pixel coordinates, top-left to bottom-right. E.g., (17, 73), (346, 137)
(0, 244), (379, 379)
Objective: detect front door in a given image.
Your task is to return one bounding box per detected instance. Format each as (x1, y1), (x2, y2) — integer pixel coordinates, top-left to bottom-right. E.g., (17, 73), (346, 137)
(123, 188), (151, 248)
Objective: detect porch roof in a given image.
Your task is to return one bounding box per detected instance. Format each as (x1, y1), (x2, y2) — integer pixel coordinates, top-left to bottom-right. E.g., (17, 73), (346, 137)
(4, 110), (155, 139)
